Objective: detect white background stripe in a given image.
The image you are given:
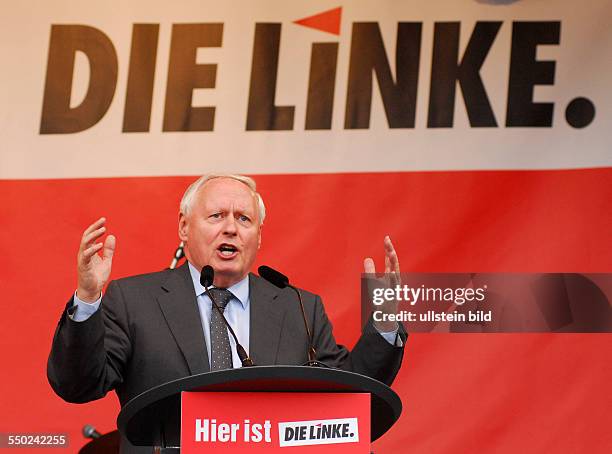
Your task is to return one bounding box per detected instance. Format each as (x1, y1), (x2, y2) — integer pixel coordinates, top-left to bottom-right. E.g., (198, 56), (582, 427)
(1, 0), (611, 179)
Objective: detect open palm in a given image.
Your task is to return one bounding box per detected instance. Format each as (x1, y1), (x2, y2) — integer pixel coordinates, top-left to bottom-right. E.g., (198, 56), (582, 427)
(76, 217), (116, 302)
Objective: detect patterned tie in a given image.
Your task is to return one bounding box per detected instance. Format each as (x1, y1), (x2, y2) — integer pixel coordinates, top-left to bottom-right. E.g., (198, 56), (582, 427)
(208, 288), (235, 371)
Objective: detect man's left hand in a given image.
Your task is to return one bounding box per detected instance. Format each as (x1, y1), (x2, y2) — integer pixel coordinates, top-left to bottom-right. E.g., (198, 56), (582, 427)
(364, 235), (400, 333)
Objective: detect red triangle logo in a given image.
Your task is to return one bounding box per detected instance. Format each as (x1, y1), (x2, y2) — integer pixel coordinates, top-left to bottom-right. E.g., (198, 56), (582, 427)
(293, 7), (342, 36)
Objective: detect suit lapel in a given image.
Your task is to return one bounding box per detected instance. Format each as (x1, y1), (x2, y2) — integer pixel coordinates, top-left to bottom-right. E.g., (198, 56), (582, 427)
(249, 273), (286, 365)
(157, 263), (210, 374)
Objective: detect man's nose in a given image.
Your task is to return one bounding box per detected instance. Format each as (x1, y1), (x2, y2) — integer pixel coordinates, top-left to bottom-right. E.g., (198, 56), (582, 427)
(222, 214), (238, 234)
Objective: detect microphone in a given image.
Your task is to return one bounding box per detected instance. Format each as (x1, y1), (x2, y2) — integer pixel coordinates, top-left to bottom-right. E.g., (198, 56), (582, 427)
(200, 265), (215, 287)
(258, 265), (289, 289)
(200, 265), (254, 367)
(82, 424), (102, 439)
(169, 241), (185, 269)
(258, 265), (324, 367)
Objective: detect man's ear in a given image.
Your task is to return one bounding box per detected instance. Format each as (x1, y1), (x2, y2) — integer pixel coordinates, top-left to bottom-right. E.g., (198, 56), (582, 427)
(257, 224), (263, 249)
(178, 212), (189, 241)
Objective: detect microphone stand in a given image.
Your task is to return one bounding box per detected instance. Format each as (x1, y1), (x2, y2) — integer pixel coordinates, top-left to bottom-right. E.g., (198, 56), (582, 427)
(287, 284), (327, 368)
(258, 265), (327, 368)
(203, 286), (254, 367)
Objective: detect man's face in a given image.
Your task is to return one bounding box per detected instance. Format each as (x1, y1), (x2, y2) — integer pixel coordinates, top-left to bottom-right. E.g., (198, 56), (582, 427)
(179, 178), (262, 287)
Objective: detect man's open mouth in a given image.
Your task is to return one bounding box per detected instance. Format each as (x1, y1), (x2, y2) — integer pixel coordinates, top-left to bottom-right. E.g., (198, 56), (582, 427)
(217, 244), (238, 257)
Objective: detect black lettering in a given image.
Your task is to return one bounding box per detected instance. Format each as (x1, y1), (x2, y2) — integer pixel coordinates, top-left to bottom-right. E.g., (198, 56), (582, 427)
(305, 42), (338, 130)
(427, 21), (501, 128)
(40, 25), (118, 134)
(345, 22), (421, 129)
(321, 424), (332, 439)
(284, 427), (295, 441)
(246, 23), (294, 130)
(298, 426), (307, 440)
(309, 425), (316, 439)
(123, 24), (159, 132)
(341, 423), (349, 437)
(331, 424), (341, 438)
(506, 21), (560, 127)
(162, 23), (223, 132)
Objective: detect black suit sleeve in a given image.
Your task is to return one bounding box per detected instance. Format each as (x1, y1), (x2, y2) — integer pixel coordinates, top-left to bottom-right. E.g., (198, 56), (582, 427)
(310, 295), (406, 386)
(47, 280), (132, 403)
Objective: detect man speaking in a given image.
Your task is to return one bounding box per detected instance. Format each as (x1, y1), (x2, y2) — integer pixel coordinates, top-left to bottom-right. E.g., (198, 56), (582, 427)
(48, 174), (406, 451)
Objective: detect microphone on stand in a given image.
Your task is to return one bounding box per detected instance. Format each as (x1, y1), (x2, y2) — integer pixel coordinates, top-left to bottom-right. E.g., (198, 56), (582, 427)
(258, 265), (326, 367)
(169, 241), (185, 269)
(82, 424), (102, 439)
(200, 265), (254, 367)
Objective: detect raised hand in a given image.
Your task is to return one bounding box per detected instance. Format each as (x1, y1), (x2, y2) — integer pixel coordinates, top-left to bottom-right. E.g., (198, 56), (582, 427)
(364, 235), (400, 332)
(76, 217), (116, 303)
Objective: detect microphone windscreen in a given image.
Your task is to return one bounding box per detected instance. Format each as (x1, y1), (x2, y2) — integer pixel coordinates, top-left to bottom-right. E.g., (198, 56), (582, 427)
(200, 265), (214, 287)
(258, 265), (289, 289)
(82, 424), (101, 439)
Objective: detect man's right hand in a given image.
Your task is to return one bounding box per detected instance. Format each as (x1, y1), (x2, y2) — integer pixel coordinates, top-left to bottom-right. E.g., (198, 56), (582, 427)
(76, 217), (116, 303)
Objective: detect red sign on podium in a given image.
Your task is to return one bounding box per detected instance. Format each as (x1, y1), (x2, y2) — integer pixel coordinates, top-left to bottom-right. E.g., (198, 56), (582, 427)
(181, 392), (370, 453)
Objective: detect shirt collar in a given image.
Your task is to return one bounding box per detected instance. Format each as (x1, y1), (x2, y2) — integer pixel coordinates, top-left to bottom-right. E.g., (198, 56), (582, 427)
(187, 261), (249, 309)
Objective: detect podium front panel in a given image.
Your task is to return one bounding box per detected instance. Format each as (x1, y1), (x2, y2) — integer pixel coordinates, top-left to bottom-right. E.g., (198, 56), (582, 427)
(181, 392), (370, 453)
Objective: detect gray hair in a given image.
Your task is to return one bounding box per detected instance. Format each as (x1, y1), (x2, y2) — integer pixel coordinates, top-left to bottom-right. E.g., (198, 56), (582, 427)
(180, 173), (266, 225)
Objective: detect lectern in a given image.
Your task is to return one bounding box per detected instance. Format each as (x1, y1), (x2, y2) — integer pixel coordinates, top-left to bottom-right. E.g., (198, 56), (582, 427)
(117, 366), (402, 453)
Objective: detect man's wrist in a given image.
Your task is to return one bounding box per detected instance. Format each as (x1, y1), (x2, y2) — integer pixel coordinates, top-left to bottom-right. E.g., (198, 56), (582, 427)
(76, 288), (101, 303)
(373, 320), (399, 333)
(71, 291), (102, 321)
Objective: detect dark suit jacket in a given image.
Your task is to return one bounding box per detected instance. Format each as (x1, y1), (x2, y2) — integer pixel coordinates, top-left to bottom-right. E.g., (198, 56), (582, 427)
(48, 263), (406, 449)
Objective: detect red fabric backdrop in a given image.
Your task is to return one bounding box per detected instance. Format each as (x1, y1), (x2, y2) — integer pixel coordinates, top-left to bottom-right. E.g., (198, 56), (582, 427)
(1, 169), (610, 452)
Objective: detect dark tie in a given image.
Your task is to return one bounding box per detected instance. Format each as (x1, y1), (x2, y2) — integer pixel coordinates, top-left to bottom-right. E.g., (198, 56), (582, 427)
(208, 288), (234, 371)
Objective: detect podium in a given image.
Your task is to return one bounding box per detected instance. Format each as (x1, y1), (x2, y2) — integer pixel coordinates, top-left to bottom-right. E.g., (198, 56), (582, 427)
(117, 366), (402, 453)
